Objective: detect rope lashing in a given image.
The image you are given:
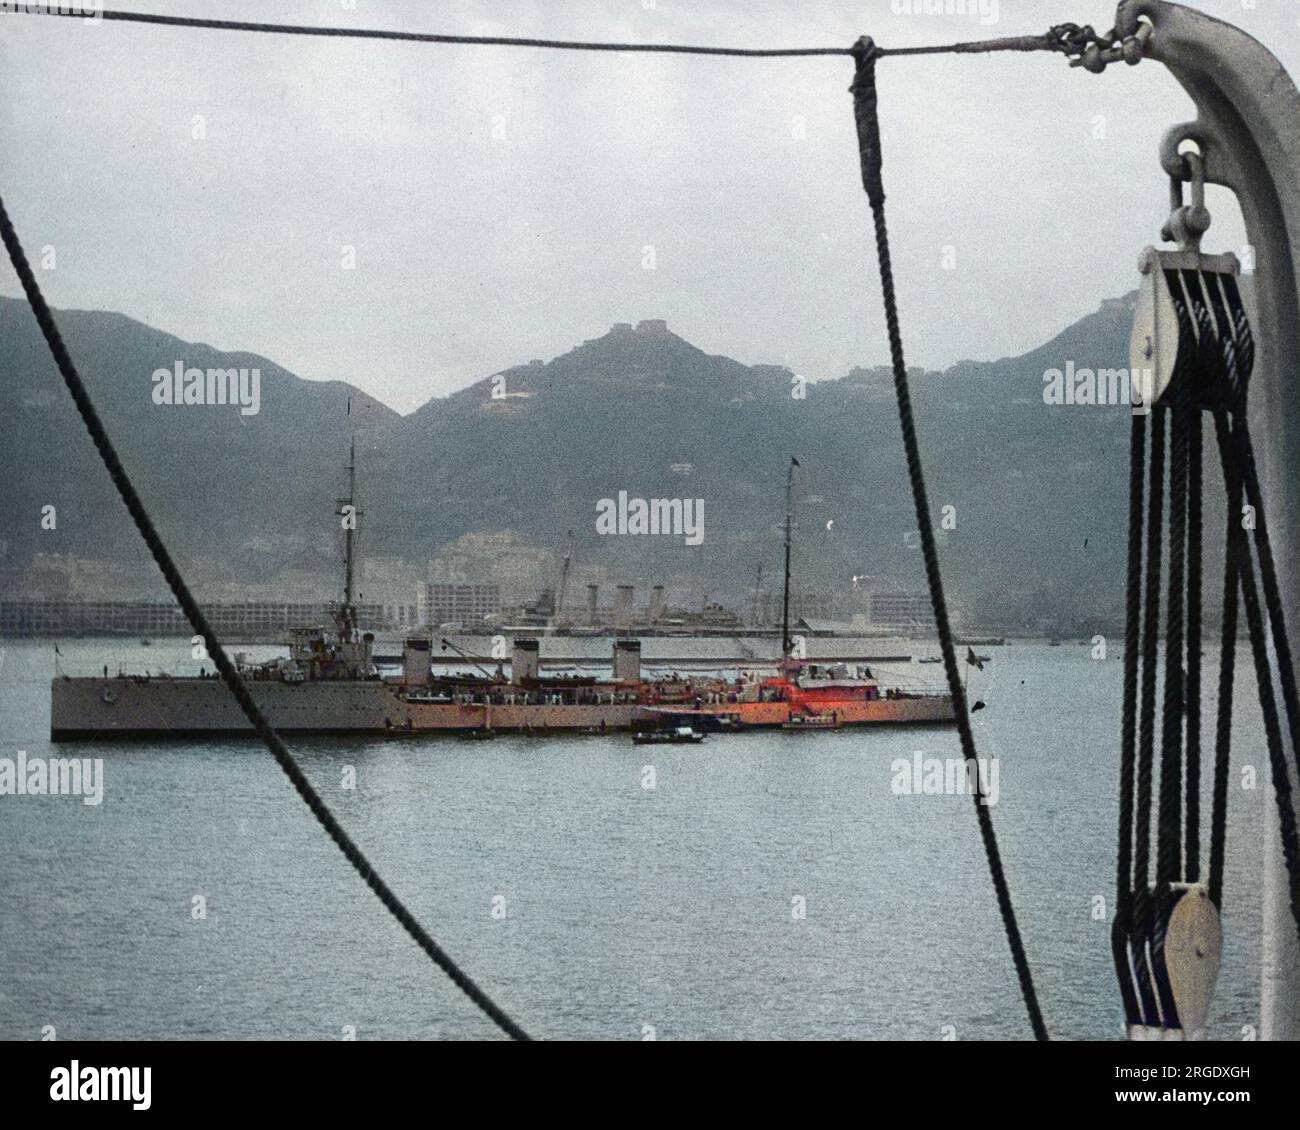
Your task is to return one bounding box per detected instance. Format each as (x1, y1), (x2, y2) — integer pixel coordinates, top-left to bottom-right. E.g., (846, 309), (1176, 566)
(849, 36), (1048, 1042)
(1115, 153), (1300, 1038)
(0, 195), (531, 1043)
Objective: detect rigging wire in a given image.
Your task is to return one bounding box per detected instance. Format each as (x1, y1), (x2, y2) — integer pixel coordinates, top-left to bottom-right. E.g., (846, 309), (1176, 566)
(23, 6), (1096, 61)
(0, 196), (531, 1043)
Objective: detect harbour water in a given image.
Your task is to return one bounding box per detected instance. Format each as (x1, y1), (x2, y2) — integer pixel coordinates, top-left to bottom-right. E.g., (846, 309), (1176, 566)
(0, 639), (1270, 1040)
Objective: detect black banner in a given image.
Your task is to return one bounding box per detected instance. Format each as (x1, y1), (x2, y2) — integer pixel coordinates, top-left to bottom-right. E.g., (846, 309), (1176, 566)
(4, 1038), (1290, 1115)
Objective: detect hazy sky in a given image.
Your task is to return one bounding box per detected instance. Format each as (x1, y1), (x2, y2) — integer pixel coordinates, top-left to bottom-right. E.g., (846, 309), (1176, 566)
(2, 0), (1295, 413)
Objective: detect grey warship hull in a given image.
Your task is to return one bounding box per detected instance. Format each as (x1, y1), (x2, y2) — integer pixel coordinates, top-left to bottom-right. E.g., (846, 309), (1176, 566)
(50, 675), (646, 740)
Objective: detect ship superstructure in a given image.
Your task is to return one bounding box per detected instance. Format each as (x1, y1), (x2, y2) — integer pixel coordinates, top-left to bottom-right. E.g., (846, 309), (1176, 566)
(642, 459), (956, 731)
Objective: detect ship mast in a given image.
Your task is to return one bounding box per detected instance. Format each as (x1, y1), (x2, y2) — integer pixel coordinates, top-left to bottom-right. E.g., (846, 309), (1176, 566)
(781, 457), (798, 658)
(335, 436), (360, 643)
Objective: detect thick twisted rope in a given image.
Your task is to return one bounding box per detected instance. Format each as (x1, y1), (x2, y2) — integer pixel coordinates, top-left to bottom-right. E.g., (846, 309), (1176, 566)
(849, 37), (1047, 1041)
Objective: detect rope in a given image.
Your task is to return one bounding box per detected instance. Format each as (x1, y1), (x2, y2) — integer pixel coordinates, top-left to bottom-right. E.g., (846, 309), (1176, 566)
(1135, 406), (1166, 908)
(1117, 411), (1147, 913)
(1157, 349), (1189, 888)
(0, 194), (531, 1043)
(1181, 268), (1300, 944)
(22, 7), (1089, 61)
(880, 24), (1104, 57)
(1114, 410), (1146, 1020)
(1206, 271), (1300, 936)
(1208, 460), (1239, 910)
(55, 8), (850, 55)
(1192, 270), (1241, 910)
(1211, 410), (1300, 946)
(849, 37), (1047, 1042)
(1129, 404), (1167, 1026)
(1185, 387), (1203, 882)
(1227, 415), (1300, 785)
(1210, 271), (1300, 783)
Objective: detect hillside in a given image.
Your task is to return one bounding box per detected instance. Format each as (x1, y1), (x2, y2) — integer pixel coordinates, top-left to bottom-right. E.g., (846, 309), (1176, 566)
(0, 296), (1192, 632)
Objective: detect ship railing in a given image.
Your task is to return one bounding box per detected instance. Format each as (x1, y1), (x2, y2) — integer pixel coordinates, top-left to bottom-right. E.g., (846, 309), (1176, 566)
(881, 688), (952, 700)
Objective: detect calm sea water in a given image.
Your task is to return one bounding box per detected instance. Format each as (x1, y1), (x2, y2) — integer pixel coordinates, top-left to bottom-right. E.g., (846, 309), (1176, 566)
(0, 639), (1270, 1040)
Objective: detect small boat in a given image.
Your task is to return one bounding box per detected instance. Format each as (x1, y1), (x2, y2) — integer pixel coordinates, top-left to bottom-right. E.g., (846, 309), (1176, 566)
(632, 725), (705, 745)
(644, 710), (741, 733)
(782, 712), (841, 731)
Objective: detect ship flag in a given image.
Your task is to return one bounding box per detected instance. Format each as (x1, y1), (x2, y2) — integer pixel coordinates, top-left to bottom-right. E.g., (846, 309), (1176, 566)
(965, 647), (985, 672)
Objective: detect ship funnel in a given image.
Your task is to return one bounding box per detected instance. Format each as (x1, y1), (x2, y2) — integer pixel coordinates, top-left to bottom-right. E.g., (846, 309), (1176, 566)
(402, 636), (431, 686)
(586, 583), (599, 625)
(512, 637), (540, 683)
(613, 639), (641, 683)
(649, 584), (665, 624)
(616, 584), (634, 627)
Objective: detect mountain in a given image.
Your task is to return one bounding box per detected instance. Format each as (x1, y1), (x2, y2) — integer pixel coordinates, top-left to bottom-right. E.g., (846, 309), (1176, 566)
(0, 297), (1193, 632)
(0, 300), (398, 596)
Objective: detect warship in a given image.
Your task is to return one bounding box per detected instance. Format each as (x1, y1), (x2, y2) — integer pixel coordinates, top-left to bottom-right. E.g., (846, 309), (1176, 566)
(49, 450), (956, 739)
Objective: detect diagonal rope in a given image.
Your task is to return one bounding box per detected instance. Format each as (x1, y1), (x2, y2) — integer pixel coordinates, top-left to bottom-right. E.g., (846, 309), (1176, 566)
(848, 37), (1047, 1041)
(0, 193), (531, 1043)
(1183, 269), (1300, 944)
(1210, 409), (1300, 946)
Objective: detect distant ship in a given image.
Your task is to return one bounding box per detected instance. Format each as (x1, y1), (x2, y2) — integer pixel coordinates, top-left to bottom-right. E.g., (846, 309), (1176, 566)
(50, 450), (955, 739)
